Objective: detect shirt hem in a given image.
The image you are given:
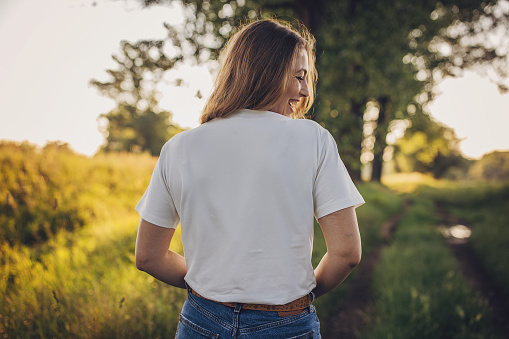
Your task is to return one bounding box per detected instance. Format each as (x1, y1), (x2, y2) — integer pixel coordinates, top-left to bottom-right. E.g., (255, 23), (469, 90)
(135, 207), (179, 229)
(315, 197), (365, 219)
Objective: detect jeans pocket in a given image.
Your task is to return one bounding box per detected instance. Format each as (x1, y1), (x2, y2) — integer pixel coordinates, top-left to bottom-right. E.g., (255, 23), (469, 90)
(175, 314), (219, 339)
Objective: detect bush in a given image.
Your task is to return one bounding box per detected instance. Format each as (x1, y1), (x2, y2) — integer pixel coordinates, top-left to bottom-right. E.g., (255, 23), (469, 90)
(0, 141), (156, 245)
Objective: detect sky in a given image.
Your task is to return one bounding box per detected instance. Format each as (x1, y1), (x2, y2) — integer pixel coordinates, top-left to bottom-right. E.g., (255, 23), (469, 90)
(1, 0), (508, 159)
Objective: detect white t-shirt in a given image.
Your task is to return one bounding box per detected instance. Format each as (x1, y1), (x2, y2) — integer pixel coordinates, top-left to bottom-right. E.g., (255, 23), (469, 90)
(136, 109), (364, 304)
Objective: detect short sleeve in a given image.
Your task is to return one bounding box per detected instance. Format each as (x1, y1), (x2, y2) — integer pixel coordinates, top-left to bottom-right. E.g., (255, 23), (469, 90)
(313, 131), (365, 219)
(135, 144), (180, 228)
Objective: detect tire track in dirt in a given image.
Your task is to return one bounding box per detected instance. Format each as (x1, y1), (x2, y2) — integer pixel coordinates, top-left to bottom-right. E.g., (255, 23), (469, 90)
(322, 201), (409, 339)
(436, 204), (509, 339)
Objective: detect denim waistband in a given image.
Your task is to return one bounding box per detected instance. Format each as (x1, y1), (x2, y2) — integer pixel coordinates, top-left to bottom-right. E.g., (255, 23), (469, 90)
(185, 282), (314, 313)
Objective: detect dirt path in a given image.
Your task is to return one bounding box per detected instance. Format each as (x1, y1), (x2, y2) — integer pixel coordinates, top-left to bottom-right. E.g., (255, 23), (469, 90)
(322, 203), (407, 339)
(436, 204), (509, 339)
(321, 200), (509, 339)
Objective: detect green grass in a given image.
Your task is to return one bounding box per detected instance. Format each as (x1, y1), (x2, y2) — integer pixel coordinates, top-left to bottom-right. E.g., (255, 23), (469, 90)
(3, 144), (506, 338)
(362, 196), (500, 339)
(0, 215), (187, 338)
(0, 141), (157, 245)
(419, 182), (509, 301)
(313, 182), (404, 330)
(0, 142), (187, 338)
(0, 141), (405, 337)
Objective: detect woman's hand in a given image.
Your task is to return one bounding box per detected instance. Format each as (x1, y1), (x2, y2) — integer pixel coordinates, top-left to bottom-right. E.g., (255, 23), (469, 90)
(312, 207), (362, 298)
(135, 218), (187, 289)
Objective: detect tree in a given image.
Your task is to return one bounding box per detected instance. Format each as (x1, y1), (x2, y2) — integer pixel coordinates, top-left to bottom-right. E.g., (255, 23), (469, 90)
(106, 0), (508, 179)
(141, 0), (426, 180)
(311, 0), (431, 181)
(469, 151), (509, 181)
(393, 111), (469, 178)
(91, 40), (185, 155)
(410, 0), (509, 96)
(312, 0), (509, 181)
(389, 0), (509, 180)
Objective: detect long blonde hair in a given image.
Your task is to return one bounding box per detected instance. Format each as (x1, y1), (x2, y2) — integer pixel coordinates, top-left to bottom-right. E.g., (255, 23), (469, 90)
(200, 19), (317, 124)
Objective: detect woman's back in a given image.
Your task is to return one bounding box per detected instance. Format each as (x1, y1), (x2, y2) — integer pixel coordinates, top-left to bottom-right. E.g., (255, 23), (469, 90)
(137, 109), (363, 305)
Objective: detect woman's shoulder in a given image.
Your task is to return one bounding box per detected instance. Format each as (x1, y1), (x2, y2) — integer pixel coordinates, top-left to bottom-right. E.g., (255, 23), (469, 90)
(160, 128), (193, 152)
(161, 122), (219, 151)
(287, 118), (331, 138)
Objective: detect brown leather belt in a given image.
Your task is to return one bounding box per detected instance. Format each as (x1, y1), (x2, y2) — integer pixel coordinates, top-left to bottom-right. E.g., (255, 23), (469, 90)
(190, 289), (312, 316)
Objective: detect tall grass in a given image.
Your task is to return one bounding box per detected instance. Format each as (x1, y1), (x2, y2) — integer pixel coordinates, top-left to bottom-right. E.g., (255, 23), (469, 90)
(362, 196), (500, 339)
(0, 142), (188, 338)
(0, 215), (186, 338)
(13, 143), (499, 337)
(0, 141), (156, 244)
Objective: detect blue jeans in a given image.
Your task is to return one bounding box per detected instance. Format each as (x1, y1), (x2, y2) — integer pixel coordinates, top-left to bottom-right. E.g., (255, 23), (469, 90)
(175, 291), (321, 338)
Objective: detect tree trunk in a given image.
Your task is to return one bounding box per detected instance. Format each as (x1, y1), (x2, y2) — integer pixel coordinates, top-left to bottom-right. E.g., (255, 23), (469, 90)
(334, 99), (365, 183)
(371, 147), (384, 182)
(371, 97), (391, 182)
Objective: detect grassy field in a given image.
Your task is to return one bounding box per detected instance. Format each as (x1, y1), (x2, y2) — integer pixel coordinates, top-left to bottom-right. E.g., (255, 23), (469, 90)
(419, 182), (509, 302)
(0, 141), (157, 245)
(0, 142), (190, 338)
(385, 174), (509, 304)
(1, 143), (507, 338)
(363, 175), (509, 339)
(361, 195), (500, 339)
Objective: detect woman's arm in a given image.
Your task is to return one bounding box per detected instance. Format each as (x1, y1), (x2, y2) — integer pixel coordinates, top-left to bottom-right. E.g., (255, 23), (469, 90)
(312, 206), (362, 298)
(135, 218), (187, 289)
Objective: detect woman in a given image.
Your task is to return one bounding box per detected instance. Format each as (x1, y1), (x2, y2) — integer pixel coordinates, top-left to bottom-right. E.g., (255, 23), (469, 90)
(135, 19), (364, 338)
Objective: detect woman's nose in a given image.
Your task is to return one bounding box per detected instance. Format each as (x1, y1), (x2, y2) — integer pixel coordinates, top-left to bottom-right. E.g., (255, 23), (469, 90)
(300, 82), (309, 98)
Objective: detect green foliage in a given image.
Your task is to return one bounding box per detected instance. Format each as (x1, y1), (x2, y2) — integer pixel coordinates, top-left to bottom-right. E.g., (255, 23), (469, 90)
(0, 145), (406, 336)
(0, 216), (187, 338)
(1, 141), (90, 244)
(411, 1), (509, 94)
(314, 0), (431, 180)
(136, 0), (508, 181)
(394, 112), (470, 178)
(2, 145), (507, 337)
(98, 104), (185, 155)
(363, 198), (499, 339)
(0, 141), (189, 338)
(468, 151), (509, 181)
(91, 40), (185, 155)
(0, 141), (156, 244)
